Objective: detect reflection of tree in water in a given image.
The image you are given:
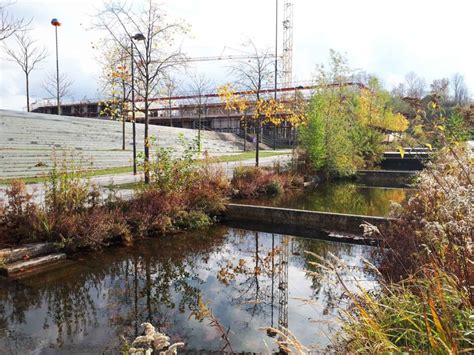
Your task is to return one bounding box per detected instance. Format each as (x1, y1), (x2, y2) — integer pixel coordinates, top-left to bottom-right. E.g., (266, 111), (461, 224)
(96, 227), (229, 344)
(106, 253), (203, 338)
(292, 238), (373, 318)
(0, 226), (228, 350)
(216, 230), (283, 326)
(241, 182), (409, 216)
(0, 265), (108, 345)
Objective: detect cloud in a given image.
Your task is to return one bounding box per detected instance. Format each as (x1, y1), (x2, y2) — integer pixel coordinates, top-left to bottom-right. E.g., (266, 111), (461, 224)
(1, 0), (473, 110)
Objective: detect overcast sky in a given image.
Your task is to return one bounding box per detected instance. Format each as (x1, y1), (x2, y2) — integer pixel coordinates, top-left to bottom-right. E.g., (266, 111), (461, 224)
(1, 0), (473, 111)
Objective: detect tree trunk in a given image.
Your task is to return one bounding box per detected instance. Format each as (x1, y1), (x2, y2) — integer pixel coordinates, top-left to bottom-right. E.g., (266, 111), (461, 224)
(133, 257), (139, 337)
(243, 115), (247, 152)
(169, 97), (172, 127)
(198, 110), (201, 152)
(256, 117), (260, 167)
(144, 95), (150, 184)
(122, 79), (126, 150)
(145, 257), (152, 323)
(25, 73), (30, 112)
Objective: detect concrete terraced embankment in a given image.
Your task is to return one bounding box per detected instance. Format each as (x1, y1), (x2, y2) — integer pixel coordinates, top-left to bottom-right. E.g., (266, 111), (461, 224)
(0, 243), (68, 278)
(0, 110), (246, 179)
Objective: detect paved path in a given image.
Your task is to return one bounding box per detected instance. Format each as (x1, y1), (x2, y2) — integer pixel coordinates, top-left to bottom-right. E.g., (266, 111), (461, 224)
(0, 153), (291, 203)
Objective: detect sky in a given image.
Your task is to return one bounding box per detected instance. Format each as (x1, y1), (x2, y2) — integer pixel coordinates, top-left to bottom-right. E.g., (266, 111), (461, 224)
(0, 0), (473, 111)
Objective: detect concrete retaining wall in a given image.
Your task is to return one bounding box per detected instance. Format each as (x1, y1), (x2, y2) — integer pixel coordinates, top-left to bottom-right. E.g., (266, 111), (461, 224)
(224, 203), (392, 235)
(356, 170), (418, 187)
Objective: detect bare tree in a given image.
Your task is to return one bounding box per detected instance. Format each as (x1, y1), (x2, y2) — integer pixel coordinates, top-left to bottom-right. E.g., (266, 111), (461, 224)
(94, 0), (188, 183)
(187, 72), (214, 151)
(451, 73), (470, 106)
(404, 71), (426, 99)
(391, 82), (406, 98)
(161, 74), (180, 127)
(0, 1), (30, 42)
(429, 78), (450, 102)
(229, 40), (274, 166)
(3, 31), (47, 111)
(42, 71), (72, 108)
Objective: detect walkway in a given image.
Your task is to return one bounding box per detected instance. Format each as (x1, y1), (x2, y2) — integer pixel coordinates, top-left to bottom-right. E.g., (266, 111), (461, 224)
(0, 153), (291, 203)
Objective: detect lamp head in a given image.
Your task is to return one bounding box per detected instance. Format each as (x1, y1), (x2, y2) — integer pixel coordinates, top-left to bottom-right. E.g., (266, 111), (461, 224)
(51, 18), (61, 26)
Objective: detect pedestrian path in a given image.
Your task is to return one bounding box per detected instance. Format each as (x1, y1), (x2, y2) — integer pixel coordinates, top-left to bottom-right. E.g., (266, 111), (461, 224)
(0, 150), (291, 203)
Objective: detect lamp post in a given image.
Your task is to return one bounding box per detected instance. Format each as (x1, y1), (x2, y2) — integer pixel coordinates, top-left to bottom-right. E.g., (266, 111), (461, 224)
(51, 18), (61, 115)
(273, 0), (278, 150)
(130, 33), (145, 175)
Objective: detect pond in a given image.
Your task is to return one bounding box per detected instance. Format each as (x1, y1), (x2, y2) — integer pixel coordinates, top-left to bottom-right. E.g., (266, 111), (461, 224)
(237, 181), (414, 217)
(0, 226), (375, 353)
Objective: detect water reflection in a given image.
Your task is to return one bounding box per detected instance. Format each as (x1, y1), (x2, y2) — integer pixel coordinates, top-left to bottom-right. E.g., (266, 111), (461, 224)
(237, 181), (413, 216)
(0, 226), (374, 353)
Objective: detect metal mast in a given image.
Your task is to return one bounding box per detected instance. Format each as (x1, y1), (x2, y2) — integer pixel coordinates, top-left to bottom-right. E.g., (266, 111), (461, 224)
(282, 0), (294, 90)
(278, 236), (289, 337)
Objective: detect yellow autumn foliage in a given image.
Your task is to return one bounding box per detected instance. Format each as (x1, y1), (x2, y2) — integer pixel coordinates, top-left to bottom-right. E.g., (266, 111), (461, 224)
(218, 83), (307, 127)
(217, 84), (248, 112)
(357, 88), (409, 132)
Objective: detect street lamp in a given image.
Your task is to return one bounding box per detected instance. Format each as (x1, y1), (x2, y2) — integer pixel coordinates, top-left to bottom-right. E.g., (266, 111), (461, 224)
(51, 18), (61, 115)
(273, 0), (278, 150)
(130, 33), (145, 175)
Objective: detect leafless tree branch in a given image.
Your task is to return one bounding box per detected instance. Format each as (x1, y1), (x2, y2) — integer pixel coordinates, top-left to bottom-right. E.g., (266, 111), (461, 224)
(0, 1), (31, 42)
(42, 71), (73, 101)
(3, 30), (47, 111)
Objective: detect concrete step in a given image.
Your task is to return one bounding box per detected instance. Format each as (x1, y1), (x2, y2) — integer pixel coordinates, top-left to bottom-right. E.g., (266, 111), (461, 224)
(0, 161), (132, 168)
(1, 253), (67, 276)
(0, 242), (56, 263)
(0, 109), (246, 179)
(8, 259), (75, 281)
(0, 166), (131, 178)
(0, 160), (132, 169)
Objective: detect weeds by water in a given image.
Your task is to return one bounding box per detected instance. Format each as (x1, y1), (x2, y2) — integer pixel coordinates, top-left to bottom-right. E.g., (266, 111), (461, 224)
(189, 296), (234, 353)
(379, 146), (473, 296)
(0, 142), (230, 250)
(231, 165), (303, 199)
(261, 147), (473, 353)
(312, 253), (473, 353)
(332, 147), (473, 352)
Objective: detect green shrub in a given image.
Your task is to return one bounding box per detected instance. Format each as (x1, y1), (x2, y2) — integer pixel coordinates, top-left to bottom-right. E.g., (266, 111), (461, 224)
(264, 179), (283, 197)
(138, 134), (199, 193)
(300, 94), (357, 178)
(173, 210), (212, 230)
(45, 155), (92, 215)
(299, 53), (408, 177)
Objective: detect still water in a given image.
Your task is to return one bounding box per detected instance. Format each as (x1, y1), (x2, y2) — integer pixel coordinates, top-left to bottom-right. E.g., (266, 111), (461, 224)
(0, 227), (375, 353)
(237, 181), (413, 217)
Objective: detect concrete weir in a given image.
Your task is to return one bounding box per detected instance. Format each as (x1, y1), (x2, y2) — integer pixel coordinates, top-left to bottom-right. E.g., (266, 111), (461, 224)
(224, 203), (392, 238)
(356, 170), (418, 187)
